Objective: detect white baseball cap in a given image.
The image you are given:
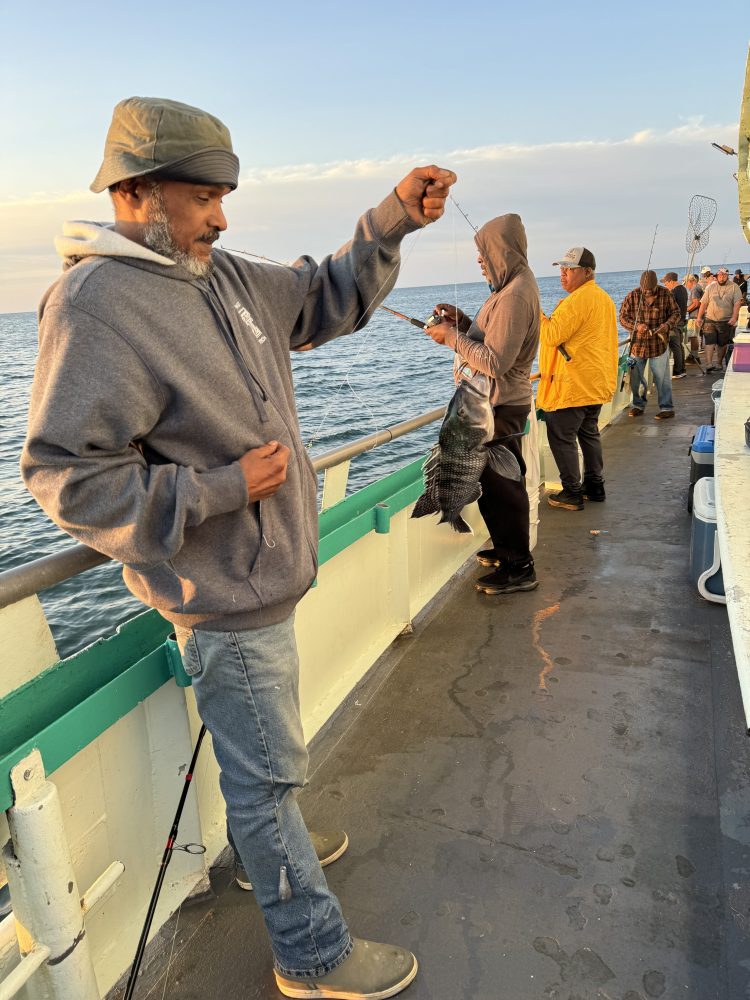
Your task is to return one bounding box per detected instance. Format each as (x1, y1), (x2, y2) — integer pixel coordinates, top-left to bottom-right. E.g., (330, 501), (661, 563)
(552, 246), (596, 269)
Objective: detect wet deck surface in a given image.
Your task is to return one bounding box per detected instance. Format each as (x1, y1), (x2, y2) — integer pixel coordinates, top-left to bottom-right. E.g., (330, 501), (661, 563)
(122, 370), (750, 1000)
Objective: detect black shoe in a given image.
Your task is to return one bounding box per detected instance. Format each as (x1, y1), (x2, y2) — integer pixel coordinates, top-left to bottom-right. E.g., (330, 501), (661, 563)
(475, 561), (538, 595)
(476, 548), (502, 568)
(235, 830), (349, 890)
(654, 410), (675, 421)
(547, 489), (584, 511)
(582, 479), (606, 502)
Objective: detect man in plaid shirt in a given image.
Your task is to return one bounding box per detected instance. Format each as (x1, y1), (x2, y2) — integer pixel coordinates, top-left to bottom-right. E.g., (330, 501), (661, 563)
(619, 270), (681, 420)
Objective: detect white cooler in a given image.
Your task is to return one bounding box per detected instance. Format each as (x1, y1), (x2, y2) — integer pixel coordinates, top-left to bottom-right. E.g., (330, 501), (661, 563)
(689, 477), (725, 603)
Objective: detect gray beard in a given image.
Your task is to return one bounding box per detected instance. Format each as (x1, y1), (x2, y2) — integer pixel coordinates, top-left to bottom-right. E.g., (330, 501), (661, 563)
(143, 187), (214, 278)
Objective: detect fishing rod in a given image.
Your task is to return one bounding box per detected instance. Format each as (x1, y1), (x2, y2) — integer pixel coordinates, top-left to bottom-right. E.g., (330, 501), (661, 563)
(382, 304), (573, 365)
(124, 723), (208, 1000)
(620, 224), (659, 390)
(378, 304), (442, 330)
(449, 194), (479, 234)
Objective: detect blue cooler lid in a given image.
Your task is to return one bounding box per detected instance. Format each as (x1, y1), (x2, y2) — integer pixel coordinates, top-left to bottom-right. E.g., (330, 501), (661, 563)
(692, 425), (715, 454)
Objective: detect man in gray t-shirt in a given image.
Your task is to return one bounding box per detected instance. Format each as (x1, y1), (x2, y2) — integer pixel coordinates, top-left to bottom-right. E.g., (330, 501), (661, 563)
(697, 266), (743, 370)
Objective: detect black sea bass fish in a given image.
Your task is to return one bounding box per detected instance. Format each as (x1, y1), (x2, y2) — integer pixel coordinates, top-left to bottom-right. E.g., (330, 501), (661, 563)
(411, 373), (522, 533)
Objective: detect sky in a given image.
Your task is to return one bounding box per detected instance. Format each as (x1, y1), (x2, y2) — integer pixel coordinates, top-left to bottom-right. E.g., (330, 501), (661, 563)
(0, 2), (748, 313)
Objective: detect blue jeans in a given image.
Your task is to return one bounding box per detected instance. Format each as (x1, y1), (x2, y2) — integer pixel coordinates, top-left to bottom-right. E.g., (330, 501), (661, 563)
(629, 349), (673, 412)
(176, 617), (352, 979)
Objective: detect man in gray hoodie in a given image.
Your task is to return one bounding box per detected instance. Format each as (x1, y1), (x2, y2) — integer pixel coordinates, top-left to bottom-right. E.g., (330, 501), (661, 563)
(425, 214), (541, 595)
(21, 96), (456, 1000)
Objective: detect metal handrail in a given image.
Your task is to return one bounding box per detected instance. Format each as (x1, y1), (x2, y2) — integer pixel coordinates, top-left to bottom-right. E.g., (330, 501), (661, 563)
(0, 336), (636, 610)
(0, 406), (447, 610)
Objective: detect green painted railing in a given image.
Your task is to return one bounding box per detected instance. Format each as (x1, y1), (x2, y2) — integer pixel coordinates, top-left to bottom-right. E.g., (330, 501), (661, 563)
(0, 455), (428, 813)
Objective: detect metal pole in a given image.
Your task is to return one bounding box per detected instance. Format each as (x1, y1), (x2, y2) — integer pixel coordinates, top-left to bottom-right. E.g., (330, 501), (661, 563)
(3, 750), (100, 999)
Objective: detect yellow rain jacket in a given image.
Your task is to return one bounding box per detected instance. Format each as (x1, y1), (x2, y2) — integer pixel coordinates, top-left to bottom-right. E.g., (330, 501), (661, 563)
(536, 279), (618, 412)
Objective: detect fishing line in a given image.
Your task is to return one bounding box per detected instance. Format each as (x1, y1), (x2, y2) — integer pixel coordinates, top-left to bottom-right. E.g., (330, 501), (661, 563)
(304, 222), (428, 451)
(160, 905), (182, 1000)
(220, 246), (288, 266)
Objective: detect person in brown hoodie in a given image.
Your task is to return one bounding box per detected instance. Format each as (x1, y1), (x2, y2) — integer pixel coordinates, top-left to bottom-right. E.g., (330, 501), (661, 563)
(424, 213), (541, 595)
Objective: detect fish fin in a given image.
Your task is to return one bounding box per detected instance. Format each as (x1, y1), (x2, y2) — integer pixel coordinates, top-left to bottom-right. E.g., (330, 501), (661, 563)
(411, 491), (440, 519)
(411, 446), (442, 519)
(486, 444), (522, 481)
(422, 445), (441, 476)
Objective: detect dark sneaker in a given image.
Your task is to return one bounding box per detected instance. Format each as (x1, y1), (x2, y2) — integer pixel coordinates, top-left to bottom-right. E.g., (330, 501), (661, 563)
(547, 489), (584, 511)
(654, 410), (675, 420)
(275, 938), (418, 999)
(628, 407), (644, 417)
(672, 372), (687, 379)
(475, 562), (538, 595)
(476, 548), (502, 567)
(582, 480), (606, 502)
(235, 830), (349, 891)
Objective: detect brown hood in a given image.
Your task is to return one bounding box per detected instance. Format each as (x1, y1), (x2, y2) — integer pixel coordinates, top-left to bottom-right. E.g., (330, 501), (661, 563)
(474, 213), (528, 291)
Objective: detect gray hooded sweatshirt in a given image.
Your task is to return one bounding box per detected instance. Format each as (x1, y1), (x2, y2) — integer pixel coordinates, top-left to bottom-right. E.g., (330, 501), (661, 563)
(449, 213), (540, 407)
(21, 193), (417, 631)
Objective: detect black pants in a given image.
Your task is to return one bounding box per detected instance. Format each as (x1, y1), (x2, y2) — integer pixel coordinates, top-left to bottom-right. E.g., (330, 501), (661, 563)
(478, 404), (530, 564)
(669, 323), (686, 376)
(544, 404), (604, 493)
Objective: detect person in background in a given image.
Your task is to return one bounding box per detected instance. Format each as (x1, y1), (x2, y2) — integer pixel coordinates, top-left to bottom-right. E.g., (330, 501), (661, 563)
(619, 270), (680, 420)
(684, 274), (703, 363)
(734, 268), (748, 304)
(20, 94), (457, 1000)
(425, 214), (541, 595)
(661, 272), (687, 379)
(700, 266), (715, 288)
(536, 247), (618, 511)
(697, 266), (744, 370)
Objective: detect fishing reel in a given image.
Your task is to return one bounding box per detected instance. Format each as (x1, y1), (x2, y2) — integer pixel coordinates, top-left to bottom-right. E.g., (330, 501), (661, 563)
(424, 309), (447, 330)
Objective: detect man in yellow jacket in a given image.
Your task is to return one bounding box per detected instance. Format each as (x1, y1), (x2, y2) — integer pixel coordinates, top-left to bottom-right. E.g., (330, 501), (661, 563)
(537, 247), (619, 511)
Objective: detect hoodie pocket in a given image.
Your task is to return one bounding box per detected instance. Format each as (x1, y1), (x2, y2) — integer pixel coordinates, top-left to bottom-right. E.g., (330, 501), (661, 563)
(247, 495), (316, 608)
(164, 505), (264, 615)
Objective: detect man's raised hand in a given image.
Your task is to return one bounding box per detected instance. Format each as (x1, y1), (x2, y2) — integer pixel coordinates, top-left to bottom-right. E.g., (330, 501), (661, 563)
(395, 166), (457, 225)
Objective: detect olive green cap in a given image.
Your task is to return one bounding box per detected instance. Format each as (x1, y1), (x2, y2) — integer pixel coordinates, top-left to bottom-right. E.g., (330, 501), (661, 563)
(90, 96), (240, 193)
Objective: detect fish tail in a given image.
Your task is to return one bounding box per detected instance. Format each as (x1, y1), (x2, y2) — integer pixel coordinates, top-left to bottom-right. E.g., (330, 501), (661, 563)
(438, 512), (474, 534)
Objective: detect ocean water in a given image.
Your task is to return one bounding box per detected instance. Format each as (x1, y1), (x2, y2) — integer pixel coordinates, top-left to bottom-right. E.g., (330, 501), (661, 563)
(0, 265), (734, 657)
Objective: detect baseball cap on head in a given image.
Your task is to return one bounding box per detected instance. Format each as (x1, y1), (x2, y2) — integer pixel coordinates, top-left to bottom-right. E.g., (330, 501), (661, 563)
(90, 96), (240, 193)
(552, 246), (596, 270)
(717, 267), (730, 275)
(700, 266), (713, 276)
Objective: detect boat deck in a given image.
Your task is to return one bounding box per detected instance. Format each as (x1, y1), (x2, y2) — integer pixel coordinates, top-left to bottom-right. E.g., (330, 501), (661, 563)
(118, 370), (750, 1000)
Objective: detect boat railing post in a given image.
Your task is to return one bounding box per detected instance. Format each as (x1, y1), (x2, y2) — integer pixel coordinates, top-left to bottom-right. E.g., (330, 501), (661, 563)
(2, 750), (100, 999)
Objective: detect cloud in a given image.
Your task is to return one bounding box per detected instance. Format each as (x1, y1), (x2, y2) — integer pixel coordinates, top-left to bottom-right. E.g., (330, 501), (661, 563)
(2, 121), (747, 313)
